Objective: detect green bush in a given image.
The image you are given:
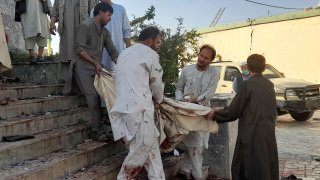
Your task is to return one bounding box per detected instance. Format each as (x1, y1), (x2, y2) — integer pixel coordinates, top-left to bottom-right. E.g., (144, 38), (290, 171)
(130, 6), (200, 96)
(9, 48), (59, 63)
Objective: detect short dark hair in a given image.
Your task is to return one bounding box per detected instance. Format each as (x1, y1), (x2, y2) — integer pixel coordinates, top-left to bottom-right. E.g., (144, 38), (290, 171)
(200, 44), (216, 60)
(93, 2), (113, 16)
(247, 54), (266, 74)
(138, 26), (161, 41)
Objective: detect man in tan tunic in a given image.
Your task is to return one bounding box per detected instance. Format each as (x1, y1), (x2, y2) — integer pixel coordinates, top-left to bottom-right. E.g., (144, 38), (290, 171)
(50, 0), (93, 79)
(15, 0), (51, 62)
(70, 2), (118, 141)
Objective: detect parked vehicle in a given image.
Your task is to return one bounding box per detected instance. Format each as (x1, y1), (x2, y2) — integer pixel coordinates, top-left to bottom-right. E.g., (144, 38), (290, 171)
(211, 61), (320, 121)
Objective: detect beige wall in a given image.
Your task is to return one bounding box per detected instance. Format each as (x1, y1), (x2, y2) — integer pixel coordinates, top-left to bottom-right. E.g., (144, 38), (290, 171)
(200, 16), (320, 83)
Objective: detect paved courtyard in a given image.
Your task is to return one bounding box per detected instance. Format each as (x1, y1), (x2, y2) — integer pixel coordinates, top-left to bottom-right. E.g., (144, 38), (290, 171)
(276, 110), (320, 179)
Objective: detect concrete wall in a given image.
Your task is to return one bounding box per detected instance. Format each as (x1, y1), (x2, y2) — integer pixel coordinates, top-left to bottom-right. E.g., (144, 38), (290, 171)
(0, 0), (25, 50)
(199, 9), (320, 83)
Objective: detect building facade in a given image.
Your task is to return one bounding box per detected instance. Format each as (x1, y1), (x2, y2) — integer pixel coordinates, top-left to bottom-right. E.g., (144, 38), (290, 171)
(199, 8), (320, 83)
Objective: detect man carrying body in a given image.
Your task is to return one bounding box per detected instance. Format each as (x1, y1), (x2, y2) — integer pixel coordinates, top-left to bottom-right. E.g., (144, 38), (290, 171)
(207, 54), (279, 180)
(110, 26), (165, 180)
(175, 44), (219, 179)
(71, 2), (118, 141)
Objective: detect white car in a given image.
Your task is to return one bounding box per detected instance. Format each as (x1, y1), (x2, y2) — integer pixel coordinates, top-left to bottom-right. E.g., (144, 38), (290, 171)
(211, 61), (320, 121)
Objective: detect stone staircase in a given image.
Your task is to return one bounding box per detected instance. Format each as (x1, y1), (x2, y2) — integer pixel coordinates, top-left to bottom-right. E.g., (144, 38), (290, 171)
(0, 62), (183, 180)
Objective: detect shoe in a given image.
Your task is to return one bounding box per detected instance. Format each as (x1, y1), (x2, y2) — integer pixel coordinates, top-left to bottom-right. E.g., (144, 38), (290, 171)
(61, 60), (71, 63)
(281, 175), (302, 180)
(57, 79), (65, 84)
(91, 131), (113, 142)
(37, 56), (45, 62)
(177, 168), (192, 180)
(175, 147), (186, 155)
(3, 135), (35, 142)
(0, 98), (8, 106)
(30, 56), (38, 64)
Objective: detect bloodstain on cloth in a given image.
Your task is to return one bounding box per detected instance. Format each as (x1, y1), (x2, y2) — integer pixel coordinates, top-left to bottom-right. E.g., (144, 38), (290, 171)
(124, 165), (143, 180)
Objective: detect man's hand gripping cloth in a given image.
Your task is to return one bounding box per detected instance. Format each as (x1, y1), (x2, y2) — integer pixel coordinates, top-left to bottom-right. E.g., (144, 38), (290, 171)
(94, 70), (219, 153)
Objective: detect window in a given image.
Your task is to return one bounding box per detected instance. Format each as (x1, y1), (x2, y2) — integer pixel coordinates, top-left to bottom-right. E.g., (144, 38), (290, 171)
(224, 66), (241, 81)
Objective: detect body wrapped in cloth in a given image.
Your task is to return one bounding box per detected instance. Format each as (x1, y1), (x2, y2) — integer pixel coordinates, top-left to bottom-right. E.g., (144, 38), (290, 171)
(94, 70), (218, 152)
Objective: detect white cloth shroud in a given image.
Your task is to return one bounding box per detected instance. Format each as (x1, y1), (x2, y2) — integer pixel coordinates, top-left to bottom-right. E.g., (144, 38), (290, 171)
(94, 70), (219, 152)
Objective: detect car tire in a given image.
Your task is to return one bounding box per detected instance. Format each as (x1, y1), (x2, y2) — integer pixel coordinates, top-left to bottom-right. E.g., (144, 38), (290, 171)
(289, 111), (315, 121)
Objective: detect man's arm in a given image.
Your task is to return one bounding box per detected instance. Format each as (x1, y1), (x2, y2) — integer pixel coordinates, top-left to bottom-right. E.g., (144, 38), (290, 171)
(122, 7), (131, 48)
(88, 0), (94, 15)
(49, 0), (59, 35)
(232, 77), (238, 93)
(214, 82), (248, 123)
(124, 38), (131, 48)
(149, 55), (164, 104)
(103, 29), (119, 64)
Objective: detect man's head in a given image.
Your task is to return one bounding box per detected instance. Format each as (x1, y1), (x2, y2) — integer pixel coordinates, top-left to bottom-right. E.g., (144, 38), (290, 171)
(138, 26), (161, 50)
(247, 54), (266, 74)
(240, 61), (249, 76)
(101, 0), (112, 5)
(93, 2), (113, 26)
(197, 44), (216, 70)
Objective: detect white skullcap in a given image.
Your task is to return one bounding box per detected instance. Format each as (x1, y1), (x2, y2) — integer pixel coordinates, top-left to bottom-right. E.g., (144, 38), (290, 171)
(240, 61), (247, 66)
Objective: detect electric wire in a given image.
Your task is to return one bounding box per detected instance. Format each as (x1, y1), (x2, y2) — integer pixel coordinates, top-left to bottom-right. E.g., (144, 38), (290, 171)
(244, 0), (305, 10)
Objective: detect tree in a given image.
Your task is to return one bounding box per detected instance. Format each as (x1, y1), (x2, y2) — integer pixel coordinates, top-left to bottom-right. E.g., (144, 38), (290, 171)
(130, 6), (200, 96)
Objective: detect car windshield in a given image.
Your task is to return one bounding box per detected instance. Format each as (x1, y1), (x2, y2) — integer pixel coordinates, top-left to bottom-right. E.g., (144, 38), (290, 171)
(263, 64), (284, 79)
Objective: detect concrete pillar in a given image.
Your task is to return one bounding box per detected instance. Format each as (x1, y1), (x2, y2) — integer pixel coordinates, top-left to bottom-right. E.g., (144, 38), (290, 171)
(204, 94), (238, 178)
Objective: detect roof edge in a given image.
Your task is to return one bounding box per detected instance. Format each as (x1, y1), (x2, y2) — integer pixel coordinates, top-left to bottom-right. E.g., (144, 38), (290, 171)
(198, 8), (320, 34)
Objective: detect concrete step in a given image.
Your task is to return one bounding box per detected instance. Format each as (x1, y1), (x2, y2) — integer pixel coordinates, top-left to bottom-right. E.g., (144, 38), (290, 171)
(0, 123), (90, 168)
(65, 152), (126, 180)
(0, 83), (63, 99)
(0, 95), (86, 120)
(0, 141), (125, 180)
(66, 154), (183, 180)
(3, 61), (70, 83)
(0, 107), (90, 140)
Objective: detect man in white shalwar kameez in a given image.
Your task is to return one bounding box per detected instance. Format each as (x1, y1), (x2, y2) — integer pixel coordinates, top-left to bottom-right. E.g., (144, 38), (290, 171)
(16, 0), (51, 61)
(175, 44), (219, 180)
(110, 26), (165, 180)
(99, 0), (131, 72)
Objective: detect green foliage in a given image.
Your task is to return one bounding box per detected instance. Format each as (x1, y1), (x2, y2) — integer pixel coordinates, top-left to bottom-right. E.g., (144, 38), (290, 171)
(9, 48), (59, 63)
(130, 6), (156, 41)
(130, 6), (200, 96)
(8, 48), (29, 63)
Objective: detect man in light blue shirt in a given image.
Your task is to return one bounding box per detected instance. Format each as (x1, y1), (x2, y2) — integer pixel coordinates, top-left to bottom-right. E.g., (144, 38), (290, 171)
(100, 0), (131, 71)
(233, 61), (250, 93)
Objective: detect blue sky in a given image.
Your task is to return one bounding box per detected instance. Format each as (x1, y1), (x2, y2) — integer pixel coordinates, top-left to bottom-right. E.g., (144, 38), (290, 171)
(113, 0), (319, 29)
(51, 0), (319, 53)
